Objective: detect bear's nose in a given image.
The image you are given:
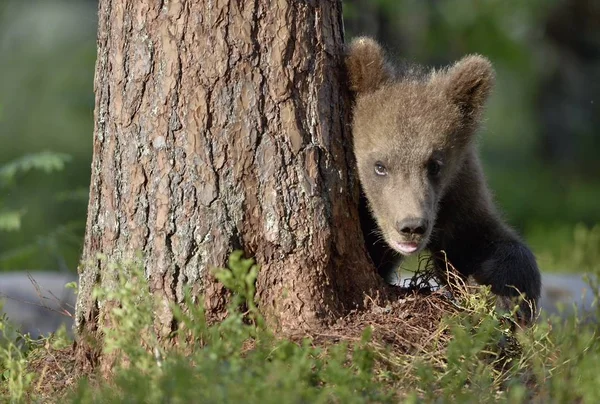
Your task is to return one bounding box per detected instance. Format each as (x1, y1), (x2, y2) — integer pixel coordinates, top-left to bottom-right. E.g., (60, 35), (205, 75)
(396, 218), (428, 236)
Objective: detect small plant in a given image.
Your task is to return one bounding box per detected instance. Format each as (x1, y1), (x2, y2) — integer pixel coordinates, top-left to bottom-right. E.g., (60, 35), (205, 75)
(0, 310), (35, 403)
(68, 252), (395, 403)
(91, 255), (163, 379)
(3, 249), (597, 403)
(213, 250), (261, 324)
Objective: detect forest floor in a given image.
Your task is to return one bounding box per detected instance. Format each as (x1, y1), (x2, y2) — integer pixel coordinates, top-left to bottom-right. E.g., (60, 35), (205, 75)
(3, 254), (598, 403)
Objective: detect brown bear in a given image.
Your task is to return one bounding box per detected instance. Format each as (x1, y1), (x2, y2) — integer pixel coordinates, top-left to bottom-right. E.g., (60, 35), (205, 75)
(345, 37), (541, 323)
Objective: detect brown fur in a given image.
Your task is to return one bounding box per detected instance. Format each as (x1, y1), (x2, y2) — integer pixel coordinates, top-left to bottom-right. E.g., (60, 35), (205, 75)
(346, 37), (395, 93)
(346, 37), (541, 323)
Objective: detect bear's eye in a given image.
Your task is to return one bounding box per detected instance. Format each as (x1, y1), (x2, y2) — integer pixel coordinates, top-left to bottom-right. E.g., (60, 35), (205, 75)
(427, 159), (442, 177)
(374, 162), (388, 176)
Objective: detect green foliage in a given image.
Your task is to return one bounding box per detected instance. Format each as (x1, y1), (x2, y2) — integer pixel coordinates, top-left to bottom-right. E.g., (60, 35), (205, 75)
(0, 152), (72, 186)
(71, 252), (393, 403)
(0, 311), (34, 403)
(213, 250), (261, 323)
(0, 250), (599, 402)
(0, 306), (73, 403)
(0, 0), (95, 271)
(92, 255), (163, 376)
(527, 223), (600, 273)
(68, 250), (600, 403)
(0, 210), (23, 233)
(0, 151), (71, 232)
(0, 151), (84, 270)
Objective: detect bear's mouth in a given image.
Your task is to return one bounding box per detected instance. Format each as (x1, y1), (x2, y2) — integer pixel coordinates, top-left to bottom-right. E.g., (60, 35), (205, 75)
(394, 241), (422, 255)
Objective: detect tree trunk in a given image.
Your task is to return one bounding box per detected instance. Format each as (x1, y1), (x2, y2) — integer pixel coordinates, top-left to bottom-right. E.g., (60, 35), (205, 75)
(76, 0), (383, 367)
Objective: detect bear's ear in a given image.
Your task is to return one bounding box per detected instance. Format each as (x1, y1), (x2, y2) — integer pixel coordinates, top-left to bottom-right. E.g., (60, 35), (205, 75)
(444, 55), (495, 117)
(345, 37), (394, 94)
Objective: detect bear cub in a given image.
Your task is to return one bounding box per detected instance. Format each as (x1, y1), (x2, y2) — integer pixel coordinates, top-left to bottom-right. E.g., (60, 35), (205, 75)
(346, 37), (541, 323)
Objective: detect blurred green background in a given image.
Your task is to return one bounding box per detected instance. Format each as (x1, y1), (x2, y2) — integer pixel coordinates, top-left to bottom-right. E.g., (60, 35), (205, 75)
(0, 0), (598, 274)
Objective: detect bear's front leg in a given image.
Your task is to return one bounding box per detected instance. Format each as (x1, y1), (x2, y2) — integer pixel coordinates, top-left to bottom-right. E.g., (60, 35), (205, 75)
(472, 241), (542, 324)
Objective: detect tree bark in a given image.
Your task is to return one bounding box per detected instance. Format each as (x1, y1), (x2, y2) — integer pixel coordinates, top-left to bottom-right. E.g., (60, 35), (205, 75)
(76, 0), (383, 366)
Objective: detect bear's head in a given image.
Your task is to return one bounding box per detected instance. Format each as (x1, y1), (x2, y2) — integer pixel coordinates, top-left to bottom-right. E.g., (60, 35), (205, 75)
(346, 37), (495, 256)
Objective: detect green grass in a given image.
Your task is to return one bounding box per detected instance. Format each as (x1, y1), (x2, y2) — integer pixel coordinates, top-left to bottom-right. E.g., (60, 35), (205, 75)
(1, 243), (600, 403)
(527, 223), (600, 274)
(485, 161), (600, 274)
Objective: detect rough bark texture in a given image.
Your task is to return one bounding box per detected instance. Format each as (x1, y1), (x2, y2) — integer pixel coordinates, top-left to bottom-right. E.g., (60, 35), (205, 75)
(76, 0), (383, 365)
